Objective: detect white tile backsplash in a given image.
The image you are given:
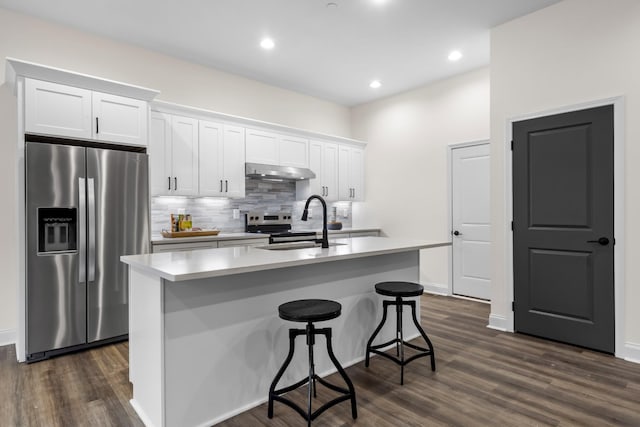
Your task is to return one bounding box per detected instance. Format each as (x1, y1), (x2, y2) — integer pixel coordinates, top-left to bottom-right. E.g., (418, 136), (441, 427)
(151, 179), (352, 235)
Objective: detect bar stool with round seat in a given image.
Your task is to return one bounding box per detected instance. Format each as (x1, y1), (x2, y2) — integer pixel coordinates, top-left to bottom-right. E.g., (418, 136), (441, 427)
(268, 299), (357, 426)
(365, 281), (436, 385)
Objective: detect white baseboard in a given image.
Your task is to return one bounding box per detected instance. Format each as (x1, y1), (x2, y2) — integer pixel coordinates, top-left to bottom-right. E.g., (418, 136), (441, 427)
(130, 399), (157, 427)
(487, 313), (508, 332)
(623, 342), (640, 364)
(422, 282), (449, 296)
(0, 329), (16, 347)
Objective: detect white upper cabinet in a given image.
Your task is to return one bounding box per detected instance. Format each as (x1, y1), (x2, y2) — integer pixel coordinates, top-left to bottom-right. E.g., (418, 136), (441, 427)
(92, 92), (148, 146)
(149, 112), (172, 196)
(222, 125), (246, 198)
(323, 143), (340, 201)
(296, 141), (339, 201)
(170, 116), (199, 196)
(199, 120), (224, 196)
(25, 79), (92, 140)
(25, 78), (149, 146)
(279, 134), (309, 168)
(245, 129), (279, 164)
(350, 147), (364, 201)
(199, 120), (245, 198)
(338, 145), (364, 201)
(149, 112), (198, 196)
(246, 128), (308, 168)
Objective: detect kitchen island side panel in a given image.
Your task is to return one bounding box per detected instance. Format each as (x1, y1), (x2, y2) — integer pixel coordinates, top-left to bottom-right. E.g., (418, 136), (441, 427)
(128, 268), (164, 427)
(162, 251), (420, 427)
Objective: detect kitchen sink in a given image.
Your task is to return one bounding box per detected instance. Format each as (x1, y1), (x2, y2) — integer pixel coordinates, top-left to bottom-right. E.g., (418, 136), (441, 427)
(256, 241), (347, 251)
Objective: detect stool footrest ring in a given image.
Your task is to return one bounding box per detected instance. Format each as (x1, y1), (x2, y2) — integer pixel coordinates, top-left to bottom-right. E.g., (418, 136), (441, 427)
(365, 293), (436, 385)
(271, 374), (354, 423)
(268, 321), (357, 425)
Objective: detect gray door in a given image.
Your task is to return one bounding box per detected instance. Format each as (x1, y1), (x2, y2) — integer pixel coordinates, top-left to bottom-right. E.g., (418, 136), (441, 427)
(86, 148), (149, 342)
(512, 105), (614, 353)
(26, 142), (87, 355)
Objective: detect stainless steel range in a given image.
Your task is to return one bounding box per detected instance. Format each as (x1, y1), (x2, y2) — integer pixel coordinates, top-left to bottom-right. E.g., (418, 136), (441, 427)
(245, 211), (317, 244)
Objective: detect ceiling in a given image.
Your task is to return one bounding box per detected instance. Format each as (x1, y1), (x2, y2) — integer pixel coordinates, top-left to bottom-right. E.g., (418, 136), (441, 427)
(0, 0), (561, 106)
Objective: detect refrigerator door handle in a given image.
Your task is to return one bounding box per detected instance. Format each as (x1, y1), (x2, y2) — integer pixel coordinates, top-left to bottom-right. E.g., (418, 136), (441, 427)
(88, 178), (96, 282)
(78, 177), (87, 284)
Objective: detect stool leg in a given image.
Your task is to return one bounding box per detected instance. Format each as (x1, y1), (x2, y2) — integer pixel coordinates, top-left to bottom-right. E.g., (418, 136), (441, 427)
(268, 329), (297, 418)
(410, 300), (436, 371)
(306, 323), (316, 426)
(395, 300), (400, 357)
(365, 300), (390, 367)
(397, 297), (405, 385)
(322, 328), (358, 420)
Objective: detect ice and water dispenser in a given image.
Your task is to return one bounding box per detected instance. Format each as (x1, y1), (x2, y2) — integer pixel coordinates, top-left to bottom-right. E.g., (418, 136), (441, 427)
(37, 208), (77, 253)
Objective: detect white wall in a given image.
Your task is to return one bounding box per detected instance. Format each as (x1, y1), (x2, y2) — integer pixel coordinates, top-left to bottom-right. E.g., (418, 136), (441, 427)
(351, 67), (490, 292)
(490, 0), (640, 357)
(0, 7), (351, 339)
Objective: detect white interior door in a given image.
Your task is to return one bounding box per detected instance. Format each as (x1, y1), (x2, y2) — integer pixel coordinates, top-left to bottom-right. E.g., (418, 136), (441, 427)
(451, 143), (491, 300)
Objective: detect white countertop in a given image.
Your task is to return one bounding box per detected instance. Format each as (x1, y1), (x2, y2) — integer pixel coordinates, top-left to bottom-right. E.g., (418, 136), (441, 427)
(150, 228), (381, 245)
(122, 236), (449, 282)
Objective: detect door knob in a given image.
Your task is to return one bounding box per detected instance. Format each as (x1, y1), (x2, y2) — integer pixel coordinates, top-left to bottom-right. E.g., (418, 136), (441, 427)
(452, 230), (461, 236)
(587, 237), (610, 245)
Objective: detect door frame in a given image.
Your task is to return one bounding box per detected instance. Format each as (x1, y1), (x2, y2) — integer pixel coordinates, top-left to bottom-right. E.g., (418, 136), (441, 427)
(501, 96), (625, 358)
(447, 139), (490, 299)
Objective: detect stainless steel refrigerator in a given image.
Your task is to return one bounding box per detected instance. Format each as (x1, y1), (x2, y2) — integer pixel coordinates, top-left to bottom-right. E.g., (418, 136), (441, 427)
(25, 140), (149, 362)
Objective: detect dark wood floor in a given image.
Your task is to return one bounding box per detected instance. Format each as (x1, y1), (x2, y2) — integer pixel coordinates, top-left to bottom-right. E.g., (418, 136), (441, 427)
(2, 295), (640, 426)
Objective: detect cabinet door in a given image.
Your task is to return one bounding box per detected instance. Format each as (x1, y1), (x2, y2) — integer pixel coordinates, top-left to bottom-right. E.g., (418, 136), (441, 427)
(198, 120), (224, 196)
(149, 112), (172, 196)
(93, 92), (148, 146)
(296, 140), (323, 200)
(245, 129), (279, 164)
(171, 115), (199, 196)
(337, 144), (352, 200)
(338, 145), (364, 201)
(350, 231), (378, 238)
(25, 79), (92, 139)
(222, 125), (246, 198)
(323, 143), (339, 201)
(152, 241), (218, 253)
(217, 238), (268, 248)
(350, 147), (364, 201)
(279, 134), (309, 168)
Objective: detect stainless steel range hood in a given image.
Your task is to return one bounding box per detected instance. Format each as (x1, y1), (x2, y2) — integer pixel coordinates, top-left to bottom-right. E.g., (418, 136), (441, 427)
(245, 162), (316, 181)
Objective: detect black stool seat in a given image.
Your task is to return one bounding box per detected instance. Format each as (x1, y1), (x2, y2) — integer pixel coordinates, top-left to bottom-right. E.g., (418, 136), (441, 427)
(366, 281), (435, 385)
(278, 299), (341, 322)
(268, 299), (357, 426)
(375, 281), (424, 297)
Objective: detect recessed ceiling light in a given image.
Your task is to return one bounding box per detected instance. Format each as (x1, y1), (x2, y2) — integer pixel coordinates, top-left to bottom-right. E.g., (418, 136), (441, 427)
(326, 2), (338, 8)
(448, 50), (462, 61)
(369, 80), (381, 89)
(260, 38), (275, 50)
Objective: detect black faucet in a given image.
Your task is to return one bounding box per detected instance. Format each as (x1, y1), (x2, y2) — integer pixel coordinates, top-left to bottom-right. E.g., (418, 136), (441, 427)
(301, 194), (329, 248)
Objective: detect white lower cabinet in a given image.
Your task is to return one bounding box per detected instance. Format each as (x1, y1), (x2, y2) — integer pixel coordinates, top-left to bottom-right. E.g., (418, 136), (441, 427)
(217, 238), (268, 248)
(349, 231), (379, 238)
(152, 241), (218, 253)
(25, 78), (148, 146)
(199, 121), (245, 198)
(152, 238), (269, 253)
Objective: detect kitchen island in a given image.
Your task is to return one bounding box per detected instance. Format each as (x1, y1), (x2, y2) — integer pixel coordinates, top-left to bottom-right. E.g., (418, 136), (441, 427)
(121, 236), (449, 427)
